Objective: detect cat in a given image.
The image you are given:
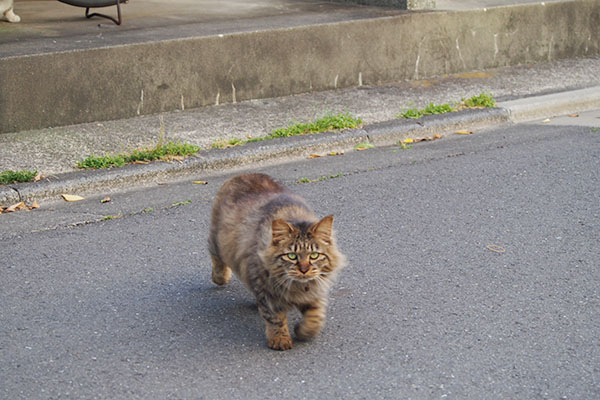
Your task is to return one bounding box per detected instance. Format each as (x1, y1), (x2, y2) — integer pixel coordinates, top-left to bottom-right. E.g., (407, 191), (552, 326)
(0, 0), (20, 23)
(208, 173), (346, 350)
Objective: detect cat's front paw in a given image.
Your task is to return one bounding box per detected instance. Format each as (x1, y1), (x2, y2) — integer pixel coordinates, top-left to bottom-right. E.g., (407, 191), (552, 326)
(4, 10), (20, 23)
(267, 334), (293, 351)
(294, 322), (321, 341)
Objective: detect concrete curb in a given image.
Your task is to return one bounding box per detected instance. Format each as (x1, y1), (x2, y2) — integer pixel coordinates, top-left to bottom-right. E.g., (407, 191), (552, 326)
(0, 107), (510, 206)
(500, 86), (600, 122)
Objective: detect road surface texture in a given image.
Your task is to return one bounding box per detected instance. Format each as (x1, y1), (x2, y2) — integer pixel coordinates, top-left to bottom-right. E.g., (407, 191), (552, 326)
(2, 114), (599, 399)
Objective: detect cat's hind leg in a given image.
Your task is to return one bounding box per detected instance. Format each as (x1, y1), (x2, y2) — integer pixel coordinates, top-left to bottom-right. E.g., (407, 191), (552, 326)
(211, 255), (232, 286)
(3, 8), (20, 23)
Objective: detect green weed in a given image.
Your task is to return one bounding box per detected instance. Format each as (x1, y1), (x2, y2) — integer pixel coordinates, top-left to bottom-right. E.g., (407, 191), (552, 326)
(297, 173), (343, 184)
(271, 113), (362, 138)
(0, 169), (38, 185)
(248, 112), (362, 144)
(462, 92), (496, 108)
(77, 154), (126, 169)
(211, 138), (245, 149)
(423, 102), (454, 115)
(398, 92), (496, 119)
(398, 108), (424, 119)
(399, 102), (454, 119)
(77, 142), (200, 169)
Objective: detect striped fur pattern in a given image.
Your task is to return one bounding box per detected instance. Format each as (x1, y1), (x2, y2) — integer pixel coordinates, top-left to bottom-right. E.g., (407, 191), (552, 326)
(208, 173), (346, 350)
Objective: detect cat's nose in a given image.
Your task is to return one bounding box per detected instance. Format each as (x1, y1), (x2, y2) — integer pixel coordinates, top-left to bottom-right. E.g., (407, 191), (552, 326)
(298, 262), (310, 274)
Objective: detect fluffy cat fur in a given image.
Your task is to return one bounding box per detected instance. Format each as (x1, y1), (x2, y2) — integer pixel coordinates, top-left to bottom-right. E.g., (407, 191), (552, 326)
(1, 0), (20, 23)
(208, 173), (346, 350)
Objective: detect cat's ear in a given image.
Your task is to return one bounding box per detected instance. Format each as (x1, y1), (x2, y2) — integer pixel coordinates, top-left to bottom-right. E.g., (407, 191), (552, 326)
(272, 219), (295, 244)
(310, 215), (334, 244)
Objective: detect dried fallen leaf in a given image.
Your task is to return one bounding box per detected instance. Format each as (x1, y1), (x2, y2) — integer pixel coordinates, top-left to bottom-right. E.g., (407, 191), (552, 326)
(542, 118), (551, 123)
(6, 201), (25, 213)
(412, 134), (443, 143)
(165, 155), (185, 162)
(62, 194), (85, 202)
(100, 197), (111, 203)
(133, 160), (150, 165)
(33, 172), (43, 182)
(354, 142), (375, 151)
(486, 244), (506, 253)
(568, 113), (579, 118)
(193, 181), (208, 185)
(1, 201), (40, 214)
(456, 130), (473, 135)
(307, 154), (322, 159)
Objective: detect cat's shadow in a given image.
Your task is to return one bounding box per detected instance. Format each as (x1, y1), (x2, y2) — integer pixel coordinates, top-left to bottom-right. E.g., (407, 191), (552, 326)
(150, 278), (271, 351)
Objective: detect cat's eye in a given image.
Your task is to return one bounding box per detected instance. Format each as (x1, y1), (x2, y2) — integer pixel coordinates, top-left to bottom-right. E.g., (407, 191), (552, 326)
(310, 252), (320, 260)
(286, 253), (298, 260)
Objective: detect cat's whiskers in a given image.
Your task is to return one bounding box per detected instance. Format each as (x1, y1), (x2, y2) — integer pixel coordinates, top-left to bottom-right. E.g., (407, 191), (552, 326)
(272, 271), (293, 291)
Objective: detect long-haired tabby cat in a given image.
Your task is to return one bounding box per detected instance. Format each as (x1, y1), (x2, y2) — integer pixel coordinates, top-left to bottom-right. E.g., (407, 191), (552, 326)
(208, 173), (346, 350)
(0, 0), (20, 22)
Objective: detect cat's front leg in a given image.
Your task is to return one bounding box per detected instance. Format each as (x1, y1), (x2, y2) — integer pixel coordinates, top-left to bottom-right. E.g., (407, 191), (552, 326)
(4, 8), (20, 23)
(295, 301), (327, 340)
(256, 299), (292, 350)
(265, 311), (293, 351)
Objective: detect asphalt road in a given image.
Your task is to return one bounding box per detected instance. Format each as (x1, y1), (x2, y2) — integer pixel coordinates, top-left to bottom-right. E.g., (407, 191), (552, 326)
(1, 114), (599, 399)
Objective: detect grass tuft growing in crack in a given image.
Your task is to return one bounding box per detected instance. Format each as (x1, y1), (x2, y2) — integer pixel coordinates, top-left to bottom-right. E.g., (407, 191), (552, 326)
(398, 91), (496, 119)
(461, 91), (496, 108)
(77, 142), (201, 169)
(246, 112), (362, 144)
(0, 169), (38, 185)
(297, 173), (343, 184)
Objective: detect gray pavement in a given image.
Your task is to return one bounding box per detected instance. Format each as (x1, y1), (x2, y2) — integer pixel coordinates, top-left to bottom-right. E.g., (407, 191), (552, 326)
(2, 2), (599, 397)
(1, 114), (599, 399)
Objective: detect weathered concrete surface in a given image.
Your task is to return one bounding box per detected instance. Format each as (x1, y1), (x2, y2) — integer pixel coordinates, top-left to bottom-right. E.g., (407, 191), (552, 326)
(1, 0), (598, 133)
(332, 0), (436, 9)
(502, 86), (600, 122)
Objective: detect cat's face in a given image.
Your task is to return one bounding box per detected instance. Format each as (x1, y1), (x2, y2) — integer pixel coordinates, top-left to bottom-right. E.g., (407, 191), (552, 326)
(268, 216), (336, 284)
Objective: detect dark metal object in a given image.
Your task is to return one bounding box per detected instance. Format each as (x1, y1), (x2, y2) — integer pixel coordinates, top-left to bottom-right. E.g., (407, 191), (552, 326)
(58, 0), (127, 25)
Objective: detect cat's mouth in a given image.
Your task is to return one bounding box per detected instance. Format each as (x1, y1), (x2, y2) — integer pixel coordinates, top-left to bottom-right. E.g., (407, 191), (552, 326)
(289, 272), (321, 283)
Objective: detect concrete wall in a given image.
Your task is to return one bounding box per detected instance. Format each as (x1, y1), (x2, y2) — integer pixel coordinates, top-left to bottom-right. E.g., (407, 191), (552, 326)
(1, 0), (598, 133)
(330, 0), (436, 9)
